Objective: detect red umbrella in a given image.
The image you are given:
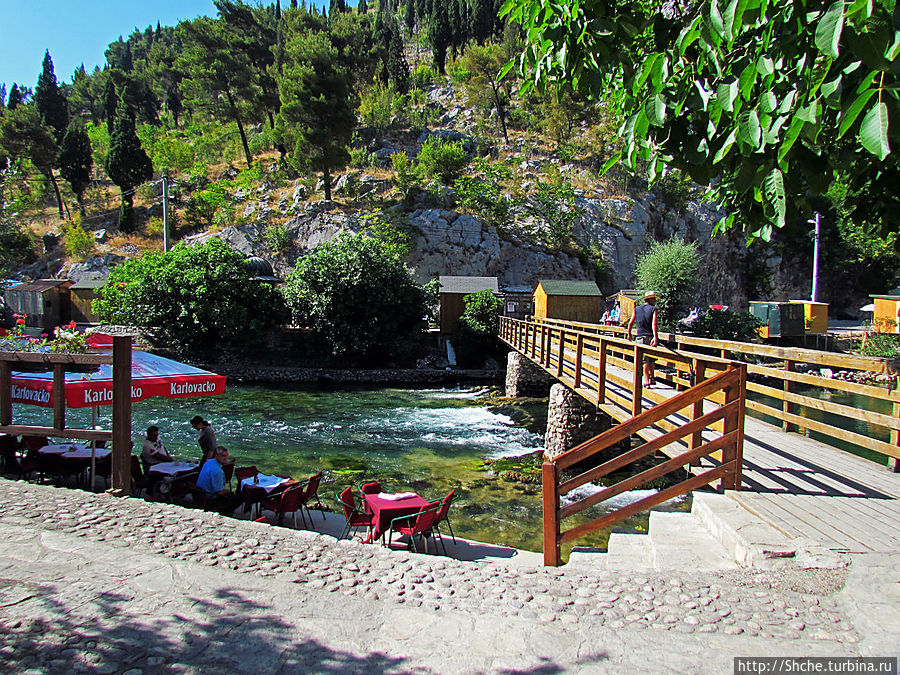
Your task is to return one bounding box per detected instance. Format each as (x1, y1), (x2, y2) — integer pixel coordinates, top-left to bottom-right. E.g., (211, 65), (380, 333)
(8, 333), (227, 408)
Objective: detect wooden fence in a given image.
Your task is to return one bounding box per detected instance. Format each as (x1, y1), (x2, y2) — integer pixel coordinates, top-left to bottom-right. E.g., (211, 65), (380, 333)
(523, 316), (900, 468)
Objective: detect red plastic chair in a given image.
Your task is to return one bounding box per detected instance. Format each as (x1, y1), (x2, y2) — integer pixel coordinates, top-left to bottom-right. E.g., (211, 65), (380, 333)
(359, 481), (382, 496)
(130, 455), (149, 497)
(336, 487), (375, 540)
(268, 484), (305, 528)
(432, 489), (457, 553)
(235, 466), (258, 485)
(300, 471), (326, 524)
(388, 504), (441, 554)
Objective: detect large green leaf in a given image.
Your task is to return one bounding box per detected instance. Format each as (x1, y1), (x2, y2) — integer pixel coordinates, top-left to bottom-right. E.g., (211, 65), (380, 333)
(838, 88), (877, 137)
(763, 168), (786, 228)
(645, 93), (667, 126)
(777, 115), (806, 166)
(739, 62), (757, 99)
(815, 1), (846, 59)
(859, 101), (891, 160)
(706, 0), (726, 41)
(738, 109), (762, 147)
(713, 128), (738, 162)
(717, 79), (739, 112)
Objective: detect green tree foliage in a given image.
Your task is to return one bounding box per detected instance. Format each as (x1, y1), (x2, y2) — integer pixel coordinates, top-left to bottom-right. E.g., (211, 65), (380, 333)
(453, 289), (503, 367)
(527, 182), (583, 249)
(69, 65), (106, 125)
(634, 237), (701, 329)
(6, 84), (22, 110)
(0, 161), (35, 277)
(62, 216), (96, 260)
(105, 103), (153, 232)
(359, 0), (368, 13)
(282, 232), (431, 361)
(0, 104), (64, 218)
(58, 122), (93, 215)
(34, 51), (69, 142)
(387, 18), (411, 94)
(94, 239), (283, 355)
(427, 2), (451, 74)
(501, 0), (900, 241)
(457, 44), (510, 143)
(689, 308), (763, 342)
(416, 136), (468, 183)
(178, 16), (258, 168)
(470, 0), (496, 45)
(276, 29), (354, 200)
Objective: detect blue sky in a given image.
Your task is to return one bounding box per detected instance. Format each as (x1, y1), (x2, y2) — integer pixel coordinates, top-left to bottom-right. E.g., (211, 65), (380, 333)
(0, 1), (327, 93)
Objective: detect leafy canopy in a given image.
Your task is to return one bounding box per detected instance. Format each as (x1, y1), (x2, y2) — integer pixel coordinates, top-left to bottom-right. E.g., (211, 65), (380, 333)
(94, 239), (283, 355)
(501, 0), (900, 242)
(634, 237), (701, 329)
(282, 231), (431, 361)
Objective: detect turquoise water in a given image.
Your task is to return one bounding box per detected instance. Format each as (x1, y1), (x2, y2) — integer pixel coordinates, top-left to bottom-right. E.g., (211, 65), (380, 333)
(13, 384), (678, 552)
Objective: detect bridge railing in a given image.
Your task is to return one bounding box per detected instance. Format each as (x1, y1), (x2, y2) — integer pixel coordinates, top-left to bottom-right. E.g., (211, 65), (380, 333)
(520, 316), (900, 467)
(541, 364), (746, 566)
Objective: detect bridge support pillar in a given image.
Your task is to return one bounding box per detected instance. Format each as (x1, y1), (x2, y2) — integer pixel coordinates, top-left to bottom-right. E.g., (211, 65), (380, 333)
(505, 352), (554, 398)
(544, 383), (610, 462)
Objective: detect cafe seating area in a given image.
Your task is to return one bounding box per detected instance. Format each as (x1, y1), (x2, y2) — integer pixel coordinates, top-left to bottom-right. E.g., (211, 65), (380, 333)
(1, 432), (459, 558)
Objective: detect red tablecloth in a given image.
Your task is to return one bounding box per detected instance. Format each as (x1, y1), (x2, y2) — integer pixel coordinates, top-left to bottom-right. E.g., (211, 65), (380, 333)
(364, 492), (431, 541)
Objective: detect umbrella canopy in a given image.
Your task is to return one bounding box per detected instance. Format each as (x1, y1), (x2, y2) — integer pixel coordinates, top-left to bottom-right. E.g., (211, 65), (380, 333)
(859, 303), (876, 312)
(8, 333), (226, 409)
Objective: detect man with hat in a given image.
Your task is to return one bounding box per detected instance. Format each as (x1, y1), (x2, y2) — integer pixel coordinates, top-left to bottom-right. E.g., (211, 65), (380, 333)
(627, 291), (659, 388)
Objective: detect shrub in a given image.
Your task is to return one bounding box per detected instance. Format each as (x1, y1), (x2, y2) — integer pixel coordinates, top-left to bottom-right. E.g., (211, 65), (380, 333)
(62, 217), (95, 260)
(264, 222), (293, 255)
(634, 237), (701, 330)
(412, 65), (437, 88)
(358, 82), (395, 134)
(94, 239), (283, 355)
(359, 211), (414, 258)
(453, 290), (503, 367)
(281, 232), (430, 361)
(528, 183), (583, 250)
(349, 147), (378, 169)
(689, 309), (763, 342)
(391, 151), (418, 196)
(860, 332), (900, 360)
(416, 137), (468, 184)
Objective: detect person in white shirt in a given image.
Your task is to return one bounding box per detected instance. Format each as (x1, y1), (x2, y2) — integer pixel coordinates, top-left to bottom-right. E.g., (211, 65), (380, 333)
(141, 426), (173, 466)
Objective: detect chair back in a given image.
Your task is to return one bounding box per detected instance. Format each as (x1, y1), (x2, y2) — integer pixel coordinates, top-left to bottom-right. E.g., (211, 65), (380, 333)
(337, 487), (356, 520)
(280, 485), (304, 512)
(23, 435), (49, 452)
(0, 434), (18, 453)
(304, 471), (323, 502)
(359, 481), (381, 495)
(435, 489), (455, 523)
(130, 455), (145, 481)
(223, 461), (235, 485)
(412, 505), (440, 533)
(235, 466), (258, 482)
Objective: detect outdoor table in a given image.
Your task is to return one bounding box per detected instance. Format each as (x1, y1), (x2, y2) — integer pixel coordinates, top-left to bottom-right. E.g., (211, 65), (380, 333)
(363, 491), (431, 543)
(147, 461), (199, 477)
(39, 443), (87, 455)
(39, 445), (110, 460)
(240, 474), (296, 519)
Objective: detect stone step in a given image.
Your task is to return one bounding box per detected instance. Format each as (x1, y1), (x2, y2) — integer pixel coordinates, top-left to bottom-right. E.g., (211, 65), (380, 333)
(690, 491), (845, 569)
(647, 511), (736, 571)
(603, 532), (653, 571)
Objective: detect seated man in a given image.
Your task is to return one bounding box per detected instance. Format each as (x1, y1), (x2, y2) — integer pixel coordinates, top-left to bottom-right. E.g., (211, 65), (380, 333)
(196, 446), (240, 516)
(141, 426), (173, 466)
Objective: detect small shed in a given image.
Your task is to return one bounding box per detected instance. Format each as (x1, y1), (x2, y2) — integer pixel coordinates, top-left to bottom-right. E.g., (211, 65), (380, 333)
(534, 280), (603, 323)
(789, 300), (829, 334)
(3, 279), (72, 331)
(501, 285), (534, 320)
(606, 289), (643, 326)
(749, 301), (805, 339)
(70, 279), (106, 324)
(870, 295), (900, 333)
(438, 276), (499, 335)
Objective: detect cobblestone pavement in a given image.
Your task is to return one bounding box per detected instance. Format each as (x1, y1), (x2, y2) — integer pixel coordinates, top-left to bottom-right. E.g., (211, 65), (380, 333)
(0, 479), (893, 674)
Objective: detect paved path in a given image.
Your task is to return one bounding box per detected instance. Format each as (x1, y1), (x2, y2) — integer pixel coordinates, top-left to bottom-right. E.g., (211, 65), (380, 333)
(0, 480), (897, 673)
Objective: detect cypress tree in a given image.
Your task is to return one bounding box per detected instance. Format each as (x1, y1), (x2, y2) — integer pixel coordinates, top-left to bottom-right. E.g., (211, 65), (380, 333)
(105, 103), (152, 233)
(388, 19), (410, 94)
(0, 84), (6, 110)
(427, 2), (450, 74)
(405, 0), (415, 36)
(103, 75), (118, 134)
(358, 0), (368, 13)
(34, 51), (68, 142)
(6, 84), (21, 110)
(58, 122), (93, 215)
(470, 0), (494, 44)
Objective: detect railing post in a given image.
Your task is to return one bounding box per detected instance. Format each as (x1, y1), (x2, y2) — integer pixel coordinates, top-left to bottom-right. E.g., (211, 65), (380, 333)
(721, 364), (746, 491)
(574, 333), (584, 389)
(783, 359), (794, 433)
(633, 344), (643, 417)
(53, 363), (66, 431)
(542, 326), (550, 368)
(690, 359), (707, 453)
(111, 336), (133, 496)
(557, 330), (565, 378)
(542, 461), (561, 566)
(890, 377), (900, 472)
(597, 338), (607, 404)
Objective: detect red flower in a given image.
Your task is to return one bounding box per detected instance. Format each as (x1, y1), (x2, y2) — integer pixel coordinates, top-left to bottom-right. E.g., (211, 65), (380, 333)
(16, 318), (25, 326)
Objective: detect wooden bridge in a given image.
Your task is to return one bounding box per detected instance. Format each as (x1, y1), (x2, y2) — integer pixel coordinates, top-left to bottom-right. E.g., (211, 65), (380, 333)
(499, 316), (900, 566)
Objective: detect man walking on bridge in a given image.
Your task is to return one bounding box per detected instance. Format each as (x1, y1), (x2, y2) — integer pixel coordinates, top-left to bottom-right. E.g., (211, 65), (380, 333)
(627, 291), (659, 388)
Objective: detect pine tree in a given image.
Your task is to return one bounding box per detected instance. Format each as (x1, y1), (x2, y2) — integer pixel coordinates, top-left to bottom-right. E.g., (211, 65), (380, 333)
(0, 84), (6, 110)
(34, 51), (68, 143)
(427, 2), (450, 74)
(276, 31), (354, 201)
(387, 19), (410, 94)
(58, 122), (93, 215)
(358, 0), (368, 14)
(105, 103), (152, 232)
(329, 0), (347, 15)
(6, 84), (21, 110)
(0, 104), (64, 217)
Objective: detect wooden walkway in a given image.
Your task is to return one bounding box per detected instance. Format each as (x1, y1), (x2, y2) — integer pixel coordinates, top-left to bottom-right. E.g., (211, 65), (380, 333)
(501, 322), (900, 556)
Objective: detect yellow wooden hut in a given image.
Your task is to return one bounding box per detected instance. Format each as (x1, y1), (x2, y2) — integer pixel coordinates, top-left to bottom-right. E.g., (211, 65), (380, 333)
(533, 280), (603, 323)
(789, 300), (829, 334)
(870, 295), (900, 333)
(605, 289), (643, 326)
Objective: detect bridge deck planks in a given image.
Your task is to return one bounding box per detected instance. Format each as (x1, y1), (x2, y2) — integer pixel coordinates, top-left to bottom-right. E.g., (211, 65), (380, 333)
(511, 338), (900, 555)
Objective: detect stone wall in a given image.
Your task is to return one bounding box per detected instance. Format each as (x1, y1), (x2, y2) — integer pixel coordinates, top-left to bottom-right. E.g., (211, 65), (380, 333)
(505, 352), (554, 398)
(544, 383), (610, 461)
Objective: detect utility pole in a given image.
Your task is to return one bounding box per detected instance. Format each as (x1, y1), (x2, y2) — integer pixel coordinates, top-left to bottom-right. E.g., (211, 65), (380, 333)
(810, 212), (820, 302)
(163, 174), (170, 254)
